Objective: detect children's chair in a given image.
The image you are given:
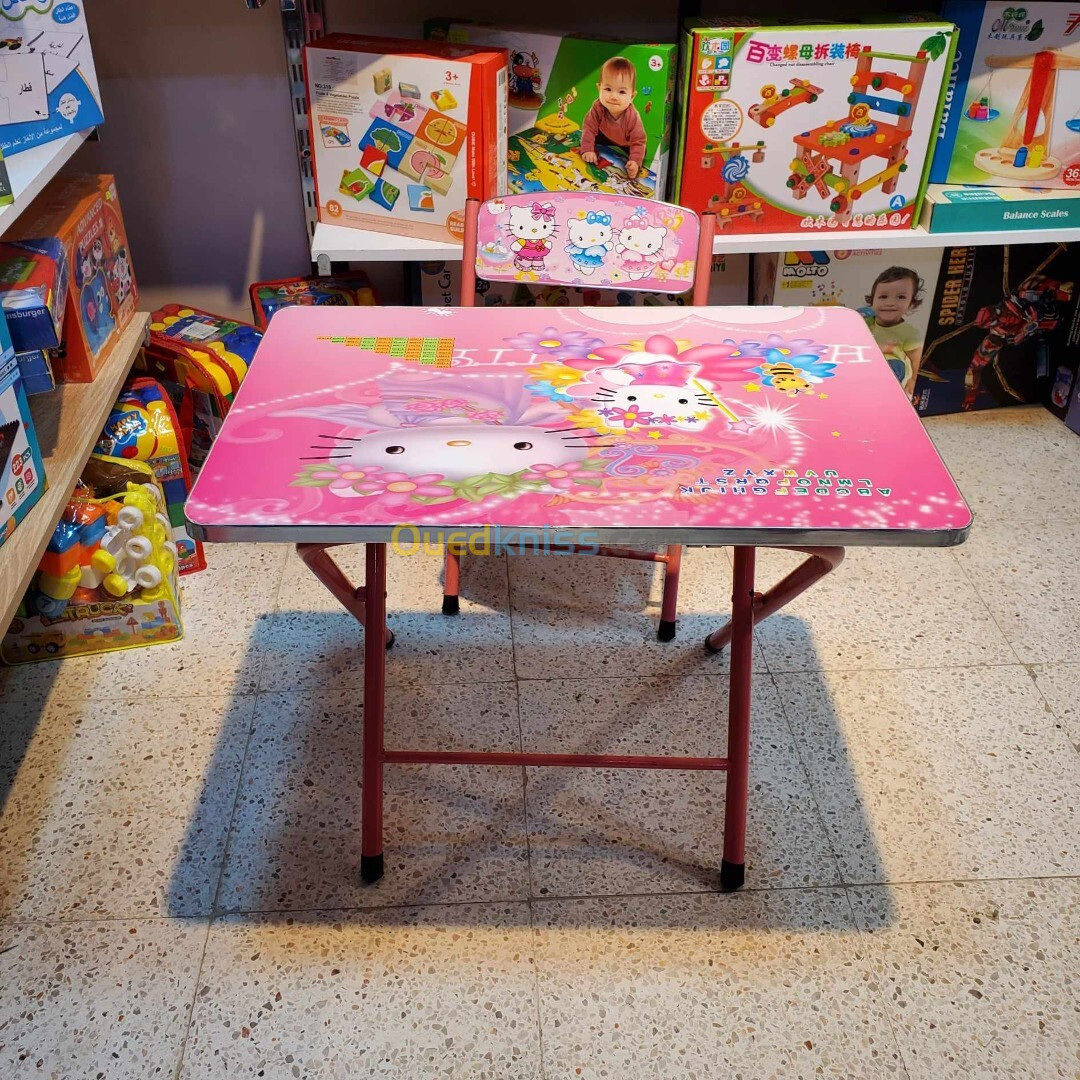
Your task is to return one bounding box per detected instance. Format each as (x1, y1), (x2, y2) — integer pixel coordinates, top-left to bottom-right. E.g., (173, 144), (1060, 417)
(441, 191), (717, 641)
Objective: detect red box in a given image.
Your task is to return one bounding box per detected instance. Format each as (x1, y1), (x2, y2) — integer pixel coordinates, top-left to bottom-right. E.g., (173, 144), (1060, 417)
(10, 175), (138, 383)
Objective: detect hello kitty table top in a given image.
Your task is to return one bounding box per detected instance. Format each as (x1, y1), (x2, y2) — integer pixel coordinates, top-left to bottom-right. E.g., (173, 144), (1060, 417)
(185, 305), (971, 547)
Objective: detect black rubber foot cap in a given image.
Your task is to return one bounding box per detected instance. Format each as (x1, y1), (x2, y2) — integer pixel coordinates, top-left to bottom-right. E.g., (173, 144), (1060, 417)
(657, 619), (677, 642)
(720, 859), (745, 891)
(704, 633), (723, 655)
(385, 630), (395, 650)
(442, 595), (460, 616)
(360, 853), (384, 883)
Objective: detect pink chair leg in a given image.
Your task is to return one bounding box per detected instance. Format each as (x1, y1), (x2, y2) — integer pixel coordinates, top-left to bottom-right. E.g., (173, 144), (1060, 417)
(442, 545), (462, 615)
(296, 543), (394, 647)
(721, 545), (755, 891)
(657, 544), (682, 642)
(361, 542), (388, 883)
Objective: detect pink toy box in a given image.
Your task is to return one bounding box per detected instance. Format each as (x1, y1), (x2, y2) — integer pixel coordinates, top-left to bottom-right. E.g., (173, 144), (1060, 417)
(673, 19), (956, 236)
(304, 34), (507, 244)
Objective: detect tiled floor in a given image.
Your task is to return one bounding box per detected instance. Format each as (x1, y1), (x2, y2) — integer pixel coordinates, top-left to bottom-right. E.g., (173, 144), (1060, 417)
(1, 406), (1079, 1079)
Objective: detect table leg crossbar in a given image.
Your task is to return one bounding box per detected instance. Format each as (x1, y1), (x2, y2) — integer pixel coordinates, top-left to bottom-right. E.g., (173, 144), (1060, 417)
(298, 542), (844, 891)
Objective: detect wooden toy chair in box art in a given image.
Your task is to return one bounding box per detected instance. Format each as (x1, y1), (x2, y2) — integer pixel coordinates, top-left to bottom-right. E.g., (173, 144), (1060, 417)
(437, 190), (718, 640)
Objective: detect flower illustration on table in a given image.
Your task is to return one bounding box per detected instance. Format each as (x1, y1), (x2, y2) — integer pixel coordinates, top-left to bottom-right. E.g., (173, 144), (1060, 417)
(520, 461), (604, 490)
(526, 361), (584, 388)
(365, 472), (453, 505)
(525, 380), (574, 403)
(504, 326), (604, 362)
(292, 462), (386, 496)
(598, 404), (656, 429)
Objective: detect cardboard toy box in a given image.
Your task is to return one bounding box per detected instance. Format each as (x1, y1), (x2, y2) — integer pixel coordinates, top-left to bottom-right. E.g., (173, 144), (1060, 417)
(921, 182), (1080, 231)
(16, 348), (55, 395)
(10, 174), (138, 382)
(304, 34), (507, 243)
(753, 247), (943, 396)
(932, 2), (1080, 190)
(426, 20), (677, 200)
(0, 314), (46, 550)
(2, 459), (183, 665)
(915, 243), (1080, 416)
(249, 272), (378, 328)
(415, 251), (749, 307)
(0, 236), (68, 351)
(0, 1), (105, 156)
(673, 19), (956, 235)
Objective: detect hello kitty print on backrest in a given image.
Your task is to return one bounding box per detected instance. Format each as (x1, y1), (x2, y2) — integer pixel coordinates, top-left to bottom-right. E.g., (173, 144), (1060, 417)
(475, 193), (701, 295)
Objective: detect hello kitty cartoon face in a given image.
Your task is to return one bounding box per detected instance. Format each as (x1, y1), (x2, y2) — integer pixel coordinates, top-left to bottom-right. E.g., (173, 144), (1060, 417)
(617, 226), (665, 259)
(600, 362), (715, 430)
(337, 424), (589, 484)
(507, 203), (557, 244)
(566, 216), (612, 251)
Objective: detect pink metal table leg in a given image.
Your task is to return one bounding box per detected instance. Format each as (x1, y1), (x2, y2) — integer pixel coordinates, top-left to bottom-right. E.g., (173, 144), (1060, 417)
(721, 545), (755, 891)
(705, 546), (845, 655)
(361, 542), (388, 883)
(296, 543), (394, 647)
(657, 543), (682, 642)
(442, 544), (462, 615)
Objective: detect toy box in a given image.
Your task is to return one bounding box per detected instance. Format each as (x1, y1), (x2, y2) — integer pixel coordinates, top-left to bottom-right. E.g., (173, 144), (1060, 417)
(426, 21), (677, 200)
(0, 1), (104, 156)
(414, 251), (749, 307)
(304, 34), (507, 243)
(16, 348), (55, 395)
(138, 305), (262, 472)
(0, 236), (68, 351)
(249, 272), (378, 328)
(753, 247), (944, 396)
(932, 2), (1080, 189)
(0, 314), (46, 550)
(673, 19), (956, 235)
(921, 182), (1080, 231)
(9, 174), (138, 382)
(915, 242), (1080, 415)
(95, 377), (205, 575)
(2, 460), (183, 665)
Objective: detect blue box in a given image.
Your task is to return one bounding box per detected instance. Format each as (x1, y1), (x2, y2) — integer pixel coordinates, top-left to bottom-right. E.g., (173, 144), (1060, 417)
(16, 348), (55, 395)
(0, 315), (47, 550)
(0, 237), (69, 351)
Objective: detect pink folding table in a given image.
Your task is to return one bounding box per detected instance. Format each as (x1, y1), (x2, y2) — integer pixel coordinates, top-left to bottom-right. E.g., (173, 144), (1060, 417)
(186, 304), (971, 890)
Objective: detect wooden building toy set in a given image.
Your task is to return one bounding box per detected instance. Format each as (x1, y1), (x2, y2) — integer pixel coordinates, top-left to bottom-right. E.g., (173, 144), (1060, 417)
(304, 34), (507, 243)
(933, 2), (1080, 189)
(425, 22), (677, 201)
(673, 19), (955, 236)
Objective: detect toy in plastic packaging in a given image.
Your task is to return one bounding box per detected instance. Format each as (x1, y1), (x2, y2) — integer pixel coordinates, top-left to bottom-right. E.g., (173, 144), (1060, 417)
(249, 273), (379, 328)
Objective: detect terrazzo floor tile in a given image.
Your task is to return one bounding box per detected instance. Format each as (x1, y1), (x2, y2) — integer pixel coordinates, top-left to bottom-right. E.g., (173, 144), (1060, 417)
(532, 888), (903, 1079)
(520, 674), (839, 896)
(508, 548), (768, 679)
(923, 406), (1080, 524)
(1030, 661), (1080, 752)
(0, 917), (207, 1078)
(953, 517), (1080, 664)
(0, 543), (287, 705)
(219, 683), (530, 912)
(775, 665), (1080, 885)
(0, 696), (253, 919)
(256, 545), (514, 692)
(751, 544), (1014, 673)
(181, 904), (541, 1079)
(849, 878), (1080, 1079)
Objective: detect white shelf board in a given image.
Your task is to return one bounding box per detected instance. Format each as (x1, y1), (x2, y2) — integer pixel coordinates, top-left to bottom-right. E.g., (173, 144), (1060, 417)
(711, 222), (1080, 254)
(312, 220), (460, 263)
(0, 129), (92, 239)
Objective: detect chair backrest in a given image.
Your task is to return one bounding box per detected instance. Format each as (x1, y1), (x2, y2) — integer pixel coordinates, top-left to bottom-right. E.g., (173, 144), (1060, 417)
(460, 192), (714, 307)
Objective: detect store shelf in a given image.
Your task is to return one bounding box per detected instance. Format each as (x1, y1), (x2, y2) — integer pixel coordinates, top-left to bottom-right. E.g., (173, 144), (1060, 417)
(312, 220), (461, 264)
(0, 130), (93, 239)
(0, 313), (149, 631)
(314, 213), (1080, 264)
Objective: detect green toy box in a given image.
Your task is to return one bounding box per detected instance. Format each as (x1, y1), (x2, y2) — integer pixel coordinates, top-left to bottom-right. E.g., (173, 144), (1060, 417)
(932, 2), (1080, 189)
(673, 18), (956, 235)
(425, 20), (677, 199)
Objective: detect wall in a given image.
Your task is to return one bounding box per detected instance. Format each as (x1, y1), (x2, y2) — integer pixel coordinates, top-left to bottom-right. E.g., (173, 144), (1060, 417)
(72, 0), (309, 321)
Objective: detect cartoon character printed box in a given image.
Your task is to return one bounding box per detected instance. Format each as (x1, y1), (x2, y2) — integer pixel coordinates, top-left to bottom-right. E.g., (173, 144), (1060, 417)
(426, 21), (677, 200)
(754, 247), (943, 398)
(9, 174), (138, 382)
(0, 0), (105, 156)
(673, 19), (956, 235)
(932, 2), (1080, 189)
(304, 34), (507, 243)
